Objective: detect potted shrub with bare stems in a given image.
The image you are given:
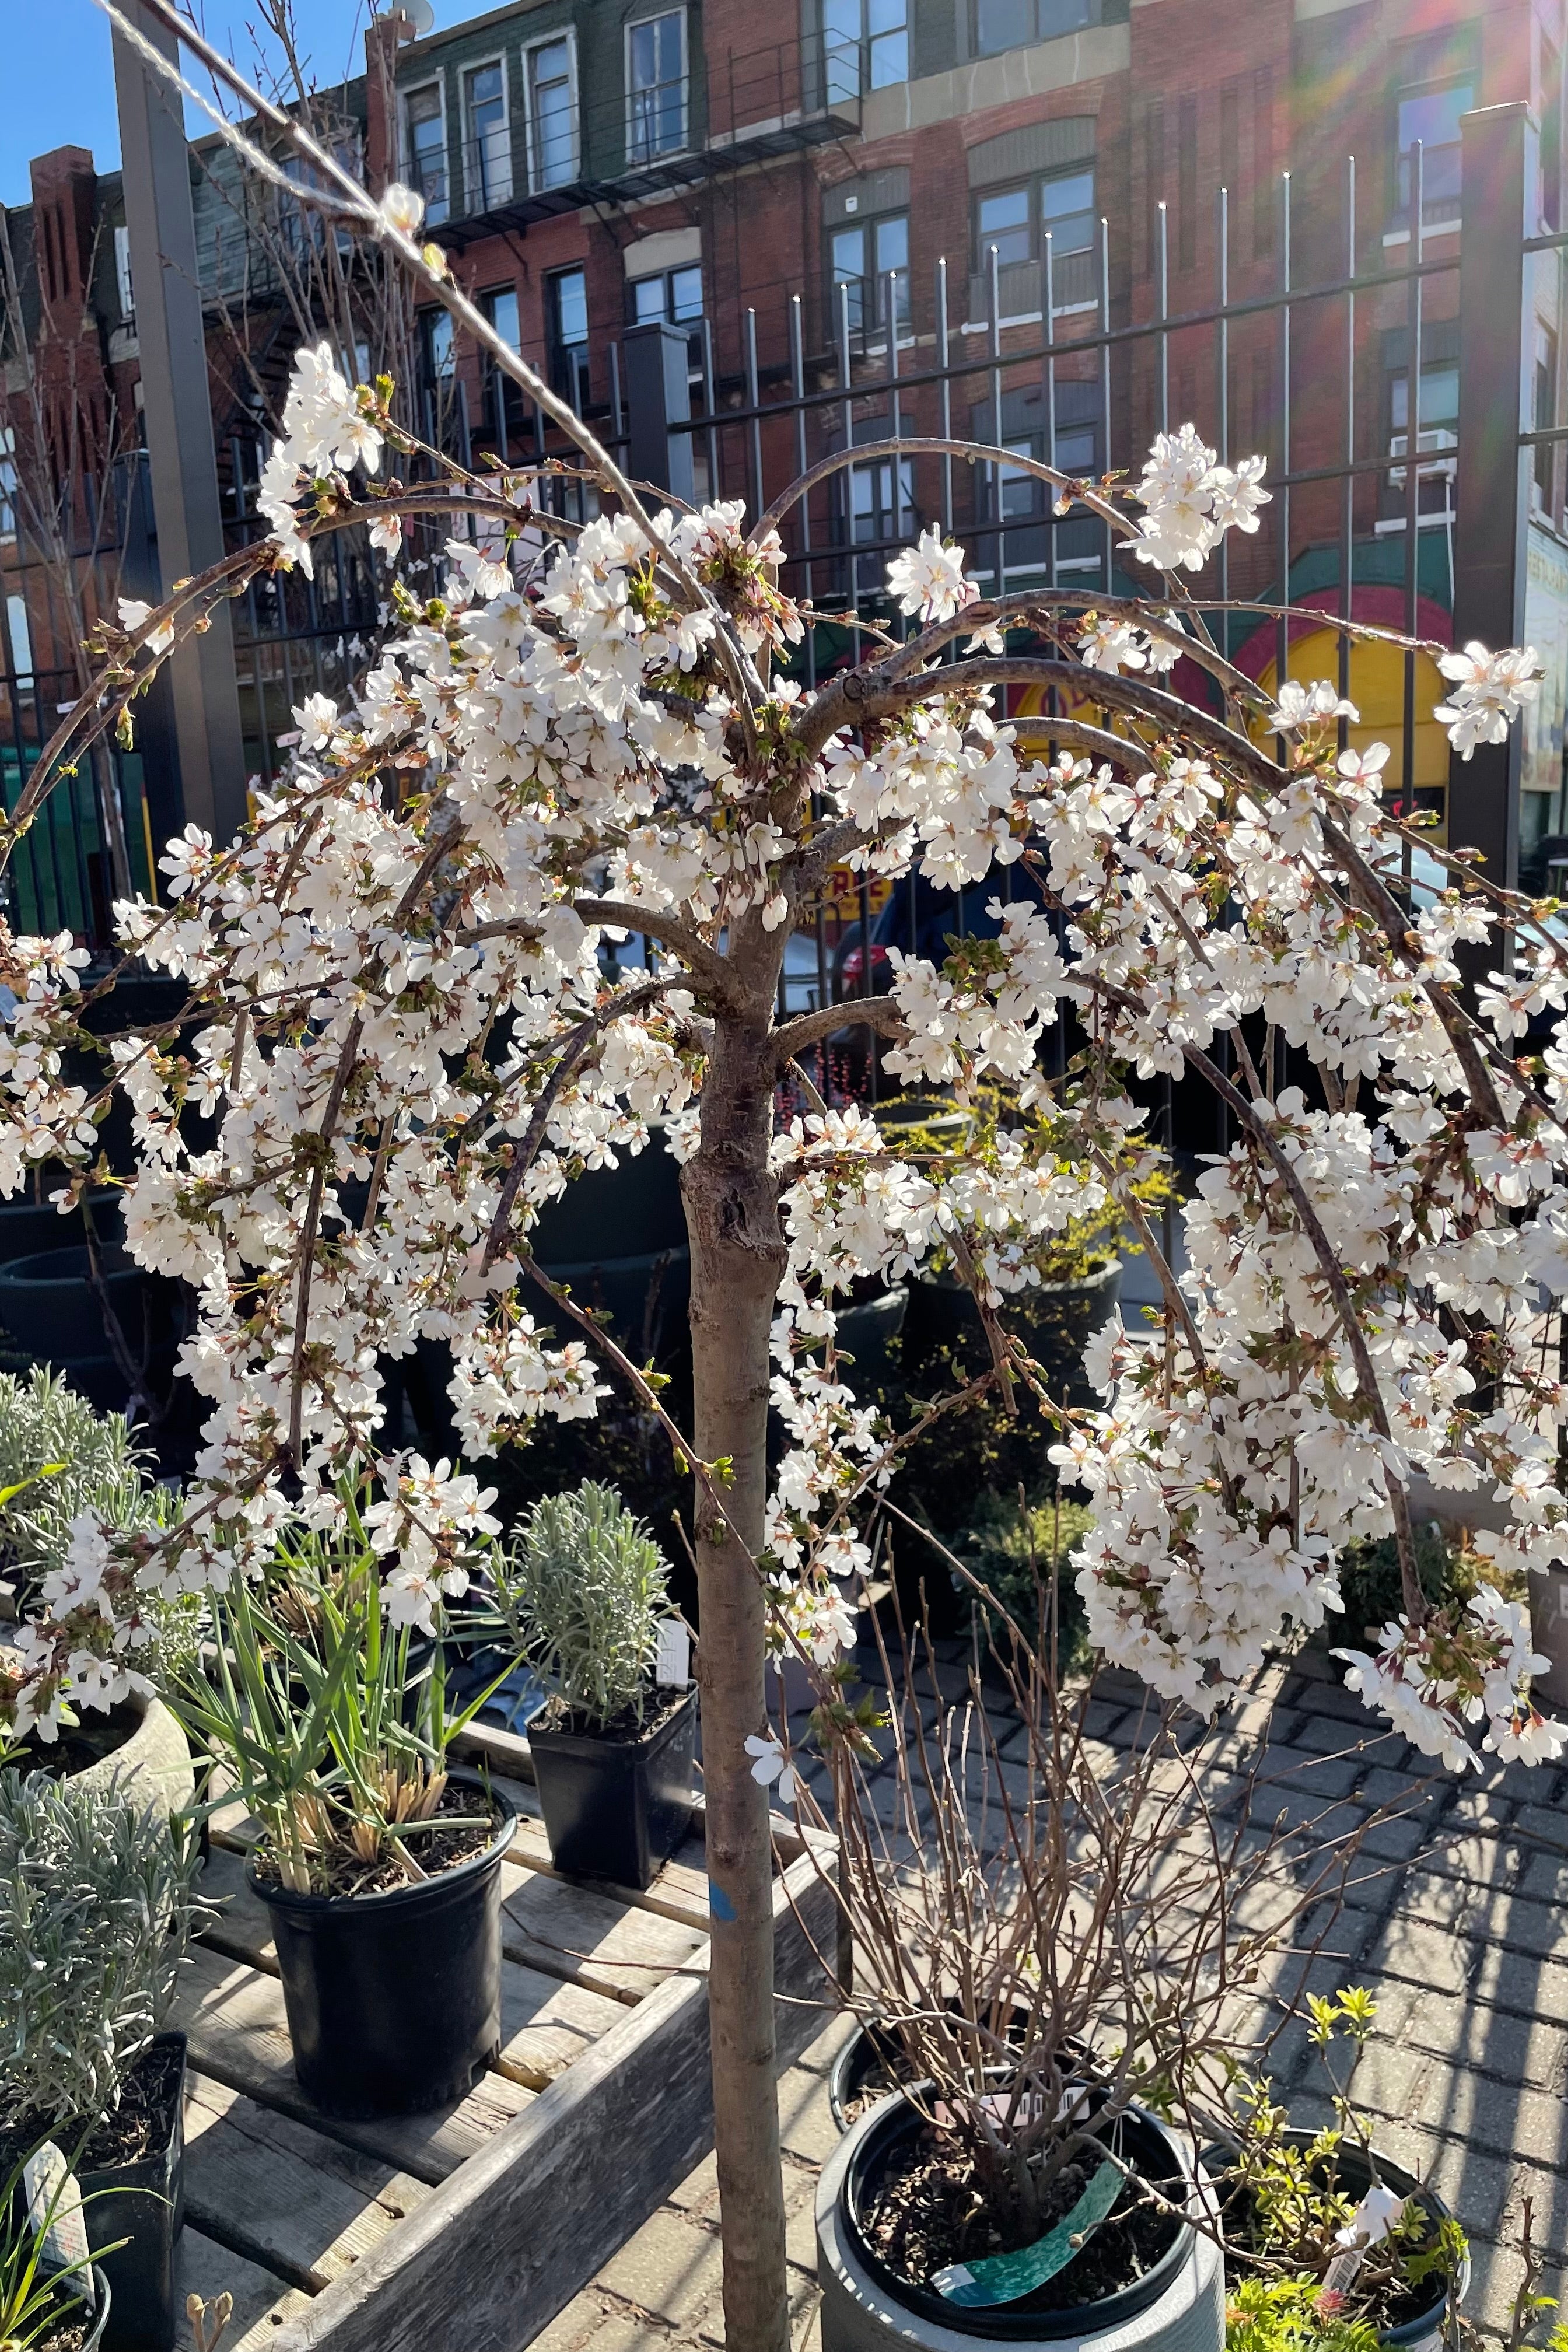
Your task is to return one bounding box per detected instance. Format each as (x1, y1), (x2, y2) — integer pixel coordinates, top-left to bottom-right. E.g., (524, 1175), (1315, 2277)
(0, 1771), (200, 2352)
(8, 12), (1568, 2342)
(796, 1577), (1376, 2352)
(492, 1480), (696, 1889)
(165, 1477), (518, 2121)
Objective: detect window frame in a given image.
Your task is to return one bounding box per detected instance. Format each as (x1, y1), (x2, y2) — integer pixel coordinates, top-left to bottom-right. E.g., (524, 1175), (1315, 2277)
(461, 53), (513, 214)
(970, 0), (1096, 61)
(1390, 68), (1475, 229)
(820, 0), (909, 94)
(826, 206), (911, 337)
(628, 264), (705, 327)
(547, 264), (592, 412)
(523, 27), (580, 194)
(971, 160), (1097, 277)
(625, 7), (689, 166)
(402, 79), (450, 226)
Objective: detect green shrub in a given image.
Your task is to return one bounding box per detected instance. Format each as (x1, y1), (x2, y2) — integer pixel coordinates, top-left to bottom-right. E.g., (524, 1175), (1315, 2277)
(950, 1488), (1096, 1665)
(0, 1368), (167, 1591)
(0, 1770), (200, 2138)
(1334, 1524), (1506, 1644)
(494, 1482), (673, 1730)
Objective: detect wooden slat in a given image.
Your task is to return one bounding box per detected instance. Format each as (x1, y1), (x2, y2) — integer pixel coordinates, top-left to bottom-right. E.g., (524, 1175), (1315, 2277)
(170, 1945), (533, 2185)
(265, 1846), (837, 2352)
(196, 1848), (627, 2091)
(175, 2224), (312, 2349)
(183, 2071), (431, 2292)
(500, 1864), (706, 2004)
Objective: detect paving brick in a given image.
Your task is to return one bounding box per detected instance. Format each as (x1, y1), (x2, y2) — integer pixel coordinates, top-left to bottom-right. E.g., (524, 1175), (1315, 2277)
(593, 2212), (722, 2331)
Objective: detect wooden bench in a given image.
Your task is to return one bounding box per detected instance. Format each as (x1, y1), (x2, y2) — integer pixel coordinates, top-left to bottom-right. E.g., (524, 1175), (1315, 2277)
(170, 1722), (835, 2352)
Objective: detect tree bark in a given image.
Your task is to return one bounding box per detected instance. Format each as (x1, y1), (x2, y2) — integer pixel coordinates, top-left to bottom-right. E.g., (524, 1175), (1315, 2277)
(683, 998), (790, 2351)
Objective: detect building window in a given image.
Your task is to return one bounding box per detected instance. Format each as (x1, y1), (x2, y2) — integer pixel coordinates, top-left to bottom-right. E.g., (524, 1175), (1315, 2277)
(482, 287), (526, 451)
(627, 11), (687, 164)
(548, 267), (590, 411)
(1536, 324), (1558, 512)
(1543, 37), (1562, 230)
(821, 0), (908, 100)
(847, 451), (914, 547)
(1393, 76), (1472, 227)
(975, 165), (1095, 271)
(464, 61), (510, 212)
(1384, 351), (1458, 520)
(527, 36), (577, 190)
(829, 211), (909, 335)
(114, 223), (134, 320)
(405, 83), (447, 225)
(972, 0), (1093, 59)
(630, 264), (704, 326)
(0, 427), (16, 538)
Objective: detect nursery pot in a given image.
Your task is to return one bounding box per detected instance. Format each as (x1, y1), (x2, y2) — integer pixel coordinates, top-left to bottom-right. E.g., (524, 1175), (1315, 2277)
(79, 2032), (187, 2352)
(529, 1687), (697, 1891)
(816, 2091), (1223, 2352)
(66, 1693), (196, 1826)
(249, 1772), (516, 2119)
(828, 2013), (1091, 2136)
(1210, 2132), (1466, 2352)
(55, 2270), (112, 2352)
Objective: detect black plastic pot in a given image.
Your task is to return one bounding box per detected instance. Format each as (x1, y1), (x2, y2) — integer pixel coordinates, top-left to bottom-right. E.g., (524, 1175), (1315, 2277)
(1208, 2129), (1465, 2347)
(249, 1773), (516, 2119)
(0, 1192), (122, 1270)
(79, 2034), (186, 2352)
(824, 2091), (1213, 2346)
(530, 1688), (698, 1891)
(828, 2009), (1085, 2134)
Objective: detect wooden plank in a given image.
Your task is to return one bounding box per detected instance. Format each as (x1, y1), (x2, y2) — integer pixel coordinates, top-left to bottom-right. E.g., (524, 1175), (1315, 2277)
(500, 1863), (705, 2004)
(264, 1846), (838, 2352)
(183, 2071), (430, 2292)
(196, 1848), (625, 2092)
(170, 1945), (533, 2185)
(174, 2224), (313, 2350)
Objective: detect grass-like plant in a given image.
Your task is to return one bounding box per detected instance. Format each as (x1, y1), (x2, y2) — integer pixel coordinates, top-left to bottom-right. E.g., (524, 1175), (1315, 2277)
(0, 1770), (200, 2140)
(169, 1496), (511, 1894)
(0, 2142), (118, 2352)
(492, 1482), (671, 1730)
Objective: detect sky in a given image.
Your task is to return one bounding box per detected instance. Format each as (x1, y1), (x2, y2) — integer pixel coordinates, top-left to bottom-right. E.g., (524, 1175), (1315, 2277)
(0, 0), (471, 209)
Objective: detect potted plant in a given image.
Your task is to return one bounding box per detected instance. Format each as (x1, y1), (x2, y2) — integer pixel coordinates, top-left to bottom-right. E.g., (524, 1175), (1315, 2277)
(793, 1586), (1369, 2351)
(493, 1481), (696, 1890)
(0, 1371), (195, 1823)
(166, 1480), (517, 2122)
(0, 1770), (200, 2352)
(1190, 1991), (1466, 2352)
(1, 2143), (116, 2352)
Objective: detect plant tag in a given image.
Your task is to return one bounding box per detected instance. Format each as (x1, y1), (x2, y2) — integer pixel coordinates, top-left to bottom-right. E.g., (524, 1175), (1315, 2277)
(654, 1618), (691, 1688)
(1319, 2186), (1407, 2306)
(23, 2143), (89, 2275)
(932, 2158), (1122, 2308)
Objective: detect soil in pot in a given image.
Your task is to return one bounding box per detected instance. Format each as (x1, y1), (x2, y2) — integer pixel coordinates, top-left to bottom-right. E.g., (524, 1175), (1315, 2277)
(30, 2274), (111, 2352)
(0, 2037), (184, 2352)
(249, 1772), (515, 2120)
(530, 1684), (696, 1892)
(847, 2097), (1186, 2333)
(831, 2017), (1094, 2135)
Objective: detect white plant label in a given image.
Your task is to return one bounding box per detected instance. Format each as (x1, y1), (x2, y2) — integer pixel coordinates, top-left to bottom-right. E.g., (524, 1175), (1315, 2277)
(654, 1618), (692, 1688)
(23, 2143), (89, 2274)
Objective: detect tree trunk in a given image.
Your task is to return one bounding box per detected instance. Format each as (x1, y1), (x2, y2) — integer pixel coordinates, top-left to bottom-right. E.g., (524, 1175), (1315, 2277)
(684, 1002), (791, 2351)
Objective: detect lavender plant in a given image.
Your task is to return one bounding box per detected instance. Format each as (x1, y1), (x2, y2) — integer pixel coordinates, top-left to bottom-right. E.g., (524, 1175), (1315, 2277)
(491, 1482), (672, 1730)
(0, 1771), (199, 2140)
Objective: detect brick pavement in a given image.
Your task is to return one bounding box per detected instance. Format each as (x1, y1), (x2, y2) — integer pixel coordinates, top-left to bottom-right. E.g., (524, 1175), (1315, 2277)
(536, 1634), (1568, 2349)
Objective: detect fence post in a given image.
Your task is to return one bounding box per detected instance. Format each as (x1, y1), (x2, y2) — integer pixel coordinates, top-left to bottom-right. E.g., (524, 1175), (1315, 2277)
(622, 322), (696, 503)
(1449, 101), (1537, 895)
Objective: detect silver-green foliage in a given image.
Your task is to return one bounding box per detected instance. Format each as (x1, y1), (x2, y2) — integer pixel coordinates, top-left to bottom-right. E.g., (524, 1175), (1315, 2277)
(496, 1482), (671, 1728)
(0, 1770), (200, 2136)
(0, 1367), (168, 1585)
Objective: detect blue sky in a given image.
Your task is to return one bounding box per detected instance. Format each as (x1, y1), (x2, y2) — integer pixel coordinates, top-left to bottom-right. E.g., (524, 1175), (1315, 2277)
(0, 1), (470, 208)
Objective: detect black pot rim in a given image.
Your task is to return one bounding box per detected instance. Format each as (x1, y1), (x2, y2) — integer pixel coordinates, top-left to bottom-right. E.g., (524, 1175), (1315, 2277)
(246, 1767), (516, 1916)
(529, 1683), (697, 1758)
(841, 2088), (1194, 2342)
(78, 2031), (186, 2182)
(1206, 2127), (1461, 2344)
(830, 2012), (1068, 2136)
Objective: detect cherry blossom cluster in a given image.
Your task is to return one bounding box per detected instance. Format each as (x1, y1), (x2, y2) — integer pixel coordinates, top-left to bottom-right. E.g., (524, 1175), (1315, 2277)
(0, 343), (1563, 1780)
